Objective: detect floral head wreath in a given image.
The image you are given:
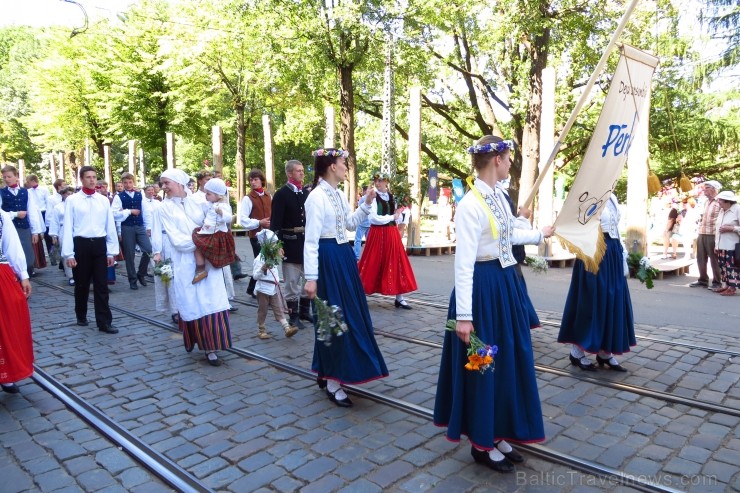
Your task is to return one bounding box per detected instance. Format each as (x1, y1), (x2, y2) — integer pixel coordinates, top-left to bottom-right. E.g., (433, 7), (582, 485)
(466, 140), (515, 155)
(312, 148), (349, 158)
(372, 171), (391, 181)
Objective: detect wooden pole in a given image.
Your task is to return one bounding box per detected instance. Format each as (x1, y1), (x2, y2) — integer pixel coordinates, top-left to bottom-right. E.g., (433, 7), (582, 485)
(262, 115), (275, 195)
(17, 159), (25, 185)
(166, 132), (176, 170)
(57, 151), (64, 182)
(537, 67), (556, 256)
(324, 106), (335, 149)
(521, 0), (642, 208)
(407, 87), (422, 247)
(626, 87), (652, 256)
(49, 152), (58, 184)
(128, 140), (136, 177)
(212, 126), (223, 174)
(138, 147), (145, 187)
(103, 144), (112, 191)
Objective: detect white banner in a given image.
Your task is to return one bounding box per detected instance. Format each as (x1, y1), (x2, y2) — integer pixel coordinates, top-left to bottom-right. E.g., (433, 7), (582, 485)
(554, 44), (659, 272)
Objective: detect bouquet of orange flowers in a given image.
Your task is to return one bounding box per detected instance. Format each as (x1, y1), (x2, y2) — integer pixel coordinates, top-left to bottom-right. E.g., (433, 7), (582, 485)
(445, 320), (497, 374)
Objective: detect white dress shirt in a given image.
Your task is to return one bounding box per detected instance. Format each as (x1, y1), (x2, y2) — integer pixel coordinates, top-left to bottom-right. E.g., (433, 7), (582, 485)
(111, 190), (153, 231)
(0, 210), (29, 280)
(48, 201), (67, 238)
(28, 186), (49, 212)
(0, 187), (45, 234)
(454, 178), (543, 321)
(46, 192), (63, 227)
(303, 179), (371, 281)
(61, 191), (119, 259)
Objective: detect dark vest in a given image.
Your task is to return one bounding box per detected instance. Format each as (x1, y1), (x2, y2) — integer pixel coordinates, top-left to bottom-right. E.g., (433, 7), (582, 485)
(270, 184), (307, 263)
(1, 187), (30, 229)
(118, 191), (144, 226)
(248, 191), (272, 238)
(501, 189), (526, 264)
(376, 193), (396, 226)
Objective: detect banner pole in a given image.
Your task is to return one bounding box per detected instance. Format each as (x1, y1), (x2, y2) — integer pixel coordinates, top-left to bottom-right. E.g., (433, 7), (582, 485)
(521, 0), (642, 208)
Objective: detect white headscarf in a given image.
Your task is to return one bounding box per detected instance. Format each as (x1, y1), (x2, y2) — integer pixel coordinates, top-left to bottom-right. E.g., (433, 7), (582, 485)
(161, 169), (191, 187)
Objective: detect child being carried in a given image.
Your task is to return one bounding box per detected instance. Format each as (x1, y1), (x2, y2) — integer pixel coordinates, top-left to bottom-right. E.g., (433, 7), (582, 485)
(192, 178), (236, 284)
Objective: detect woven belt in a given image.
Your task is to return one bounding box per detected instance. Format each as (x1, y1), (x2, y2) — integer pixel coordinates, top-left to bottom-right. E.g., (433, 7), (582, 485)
(282, 227), (305, 233)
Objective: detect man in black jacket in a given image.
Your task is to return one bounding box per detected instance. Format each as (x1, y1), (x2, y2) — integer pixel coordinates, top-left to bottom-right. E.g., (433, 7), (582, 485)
(270, 160), (312, 329)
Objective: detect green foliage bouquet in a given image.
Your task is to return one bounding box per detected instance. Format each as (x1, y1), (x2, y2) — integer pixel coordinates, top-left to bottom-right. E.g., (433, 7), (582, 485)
(393, 181), (416, 208)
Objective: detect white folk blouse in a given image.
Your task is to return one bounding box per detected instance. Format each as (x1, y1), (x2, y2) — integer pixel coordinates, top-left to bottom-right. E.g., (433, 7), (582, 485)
(303, 179), (371, 281)
(454, 178), (543, 321)
(0, 210), (29, 280)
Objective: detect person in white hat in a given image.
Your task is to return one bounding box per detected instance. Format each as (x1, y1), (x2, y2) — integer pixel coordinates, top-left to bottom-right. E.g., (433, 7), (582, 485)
(714, 190), (739, 296)
(191, 178), (236, 284)
(150, 169), (232, 366)
(691, 180), (723, 288)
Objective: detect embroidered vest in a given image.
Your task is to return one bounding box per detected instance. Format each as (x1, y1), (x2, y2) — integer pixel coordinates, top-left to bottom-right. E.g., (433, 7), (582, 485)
(119, 191), (144, 226)
(248, 191), (272, 238)
(0, 187), (30, 229)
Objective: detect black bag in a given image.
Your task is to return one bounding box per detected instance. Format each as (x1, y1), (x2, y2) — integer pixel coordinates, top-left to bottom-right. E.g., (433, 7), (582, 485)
(734, 242), (740, 269)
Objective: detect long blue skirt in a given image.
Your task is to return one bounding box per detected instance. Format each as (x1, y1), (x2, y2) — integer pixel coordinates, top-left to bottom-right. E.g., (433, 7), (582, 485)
(434, 260), (544, 449)
(311, 239), (389, 384)
(558, 236), (636, 354)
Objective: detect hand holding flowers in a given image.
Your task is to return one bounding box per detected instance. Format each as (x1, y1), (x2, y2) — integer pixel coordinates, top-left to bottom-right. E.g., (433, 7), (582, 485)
(446, 320), (497, 374)
(154, 258), (174, 287)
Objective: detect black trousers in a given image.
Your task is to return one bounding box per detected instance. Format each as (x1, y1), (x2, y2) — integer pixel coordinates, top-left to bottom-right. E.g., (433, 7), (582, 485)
(121, 224), (152, 283)
(72, 236), (112, 328)
(247, 236), (261, 295)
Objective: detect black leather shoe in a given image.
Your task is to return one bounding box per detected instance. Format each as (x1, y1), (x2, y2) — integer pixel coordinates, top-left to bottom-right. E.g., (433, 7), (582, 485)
(569, 354), (597, 371)
(207, 354), (223, 366)
(129, 282), (139, 290)
(1, 383), (20, 394)
(233, 274), (248, 281)
(228, 306), (239, 312)
(326, 388), (353, 407)
(316, 377), (327, 389)
(470, 446), (514, 472)
(689, 280), (708, 287)
(495, 441), (524, 463)
(137, 275), (148, 287)
(76, 318), (89, 326)
(394, 300), (412, 310)
(596, 355), (627, 372)
(171, 314), (180, 325)
(99, 325), (119, 334)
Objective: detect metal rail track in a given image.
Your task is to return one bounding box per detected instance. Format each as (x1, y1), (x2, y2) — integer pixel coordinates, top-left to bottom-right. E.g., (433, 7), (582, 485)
(385, 294), (740, 358)
(31, 367), (212, 493)
(371, 330), (740, 418)
(34, 279), (685, 493)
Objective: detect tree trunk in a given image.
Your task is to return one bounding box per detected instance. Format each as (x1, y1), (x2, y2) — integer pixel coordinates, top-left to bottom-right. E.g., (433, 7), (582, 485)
(517, 28), (550, 207)
(235, 102), (246, 203)
(338, 65), (357, 209)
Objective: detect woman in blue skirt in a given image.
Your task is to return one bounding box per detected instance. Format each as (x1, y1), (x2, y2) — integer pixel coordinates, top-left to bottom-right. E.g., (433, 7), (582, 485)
(434, 135), (555, 472)
(558, 194), (635, 371)
(303, 148), (389, 407)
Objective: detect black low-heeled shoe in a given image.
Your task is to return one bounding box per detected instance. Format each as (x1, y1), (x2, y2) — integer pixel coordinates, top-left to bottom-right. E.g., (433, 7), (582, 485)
(596, 355), (627, 372)
(326, 388), (353, 408)
(495, 441), (524, 463)
(394, 300), (412, 310)
(470, 446), (514, 472)
(569, 354), (597, 371)
(1, 383), (20, 394)
(316, 377), (327, 389)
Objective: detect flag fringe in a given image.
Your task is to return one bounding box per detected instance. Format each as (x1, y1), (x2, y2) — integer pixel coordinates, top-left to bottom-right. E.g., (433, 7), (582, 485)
(556, 228), (607, 274)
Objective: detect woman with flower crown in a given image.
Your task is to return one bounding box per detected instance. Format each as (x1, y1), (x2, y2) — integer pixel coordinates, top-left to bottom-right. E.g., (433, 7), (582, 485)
(434, 135), (555, 473)
(303, 148), (389, 407)
(358, 172), (418, 309)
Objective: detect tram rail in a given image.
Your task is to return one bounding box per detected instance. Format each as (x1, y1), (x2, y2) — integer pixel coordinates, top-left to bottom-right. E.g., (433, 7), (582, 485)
(32, 278), (696, 492)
